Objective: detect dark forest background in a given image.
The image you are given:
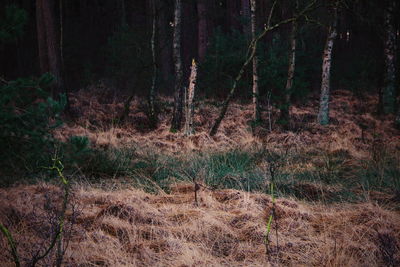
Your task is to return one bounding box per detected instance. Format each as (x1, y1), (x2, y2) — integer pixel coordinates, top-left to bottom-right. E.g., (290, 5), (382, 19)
(1, 0), (398, 100)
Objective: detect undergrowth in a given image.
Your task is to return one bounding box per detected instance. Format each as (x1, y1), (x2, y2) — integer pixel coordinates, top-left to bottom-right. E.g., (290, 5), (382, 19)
(41, 138), (400, 204)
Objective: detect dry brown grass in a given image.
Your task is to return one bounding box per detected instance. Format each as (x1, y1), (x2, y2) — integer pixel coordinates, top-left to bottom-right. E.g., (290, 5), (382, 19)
(55, 88), (400, 158)
(2, 88), (399, 266)
(1, 183), (399, 266)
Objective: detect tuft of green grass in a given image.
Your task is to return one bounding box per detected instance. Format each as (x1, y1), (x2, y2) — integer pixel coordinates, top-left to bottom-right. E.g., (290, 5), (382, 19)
(52, 140), (400, 203)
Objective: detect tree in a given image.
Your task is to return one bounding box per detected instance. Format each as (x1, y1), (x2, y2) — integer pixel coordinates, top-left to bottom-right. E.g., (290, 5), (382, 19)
(210, 0), (317, 136)
(157, 0), (173, 90)
(149, 0), (158, 127)
(242, 0), (251, 36)
(317, 2), (338, 125)
(36, 0), (64, 99)
(197, 0), (208, 62)
(280, 7), (298, 128)
(170, 0), (184, 132)
(250, 0), (260, 122)
(381, 0), (397, 115)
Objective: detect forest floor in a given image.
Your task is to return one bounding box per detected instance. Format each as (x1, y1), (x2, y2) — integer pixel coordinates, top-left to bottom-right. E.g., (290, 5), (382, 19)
(1, 86), (400, 266)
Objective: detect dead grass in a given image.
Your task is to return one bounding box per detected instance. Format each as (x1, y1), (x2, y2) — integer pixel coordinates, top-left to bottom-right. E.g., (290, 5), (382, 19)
(1, 183), (399, 266)
(55, 87), (400, 159)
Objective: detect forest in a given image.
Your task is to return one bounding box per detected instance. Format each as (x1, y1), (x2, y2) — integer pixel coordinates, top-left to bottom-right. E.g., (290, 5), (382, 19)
(0, 0), (400, 266)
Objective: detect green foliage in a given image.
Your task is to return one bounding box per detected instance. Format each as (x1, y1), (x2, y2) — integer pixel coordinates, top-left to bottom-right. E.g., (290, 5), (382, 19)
(0, 5), (27, 43)
(0, 74), (65, 174)
(105, 25), (152, 91)
(199, 27), (248, 97)
(199, 28), (314, 104)
(187, 150), (265, 191)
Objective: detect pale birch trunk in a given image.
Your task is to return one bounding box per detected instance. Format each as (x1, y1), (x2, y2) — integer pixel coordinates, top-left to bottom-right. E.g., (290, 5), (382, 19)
(171, 0), (184, 132)
(382, 0), (397, 114)
(210, 0), (317, 136)
(184, 60), (197, 136)
(250, 0), (260, 122)
(280, 20), (297, 127)
(317, 7), (338, 125)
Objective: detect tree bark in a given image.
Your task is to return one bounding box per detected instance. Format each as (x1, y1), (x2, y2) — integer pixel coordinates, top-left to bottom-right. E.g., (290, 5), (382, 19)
(280, 19), (297, 127)
(197, 0), (207, 62)
(36, 0), (48, 75)
(149, 0), (157, 127)
(184, 59), (197, 136)
(227, 0), (240, 31)
(171, 0), (184, 132)
(210, 0), (317, 136)
(36, 0), (64, 99)
(382, 0), (397, 114)
(317, 6), (338, 126)
(250, 0), (260, 122)
(242, 0), (251, 36)
(157, 0), (173, 91)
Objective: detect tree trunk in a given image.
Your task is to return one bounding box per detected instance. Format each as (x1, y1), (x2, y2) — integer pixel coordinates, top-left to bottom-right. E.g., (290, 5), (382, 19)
(157, 0), (173, 91)
(197, 0), (207, 62)
(38, 0), (63, 98)
(381, 0), (397, 114)
(280, 20), (297, 127)
(242, 0), (251, 36)
(227, 0), (240, 31)
(36, 0), (48, 75)
(250, 0), (260, 122)
(184, 59), (197, 136)
(149, 0), (157, 127)
(121, 0), (127, 27)
(317, 6), (338, 126)
(210, 0), (317, 136)
(170, 0), (184, 132)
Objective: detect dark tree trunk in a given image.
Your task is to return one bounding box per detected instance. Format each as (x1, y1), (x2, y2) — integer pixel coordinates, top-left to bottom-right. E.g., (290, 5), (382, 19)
(157, 0), (173, 92)
(381, 0), (397, 114)
(242, 0), (251, 36)
(36, 0), (64, 99)
(149, 0), (157, 127)
(197, 0), (207, 62)
(227, 0), (240, 31)
(171, 0), (184, 132)
(280, 20), (297, 128)
(36, 0), (48, 75)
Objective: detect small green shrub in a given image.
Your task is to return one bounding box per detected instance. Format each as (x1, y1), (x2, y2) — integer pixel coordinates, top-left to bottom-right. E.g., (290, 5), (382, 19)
(0, 74), (65, 175)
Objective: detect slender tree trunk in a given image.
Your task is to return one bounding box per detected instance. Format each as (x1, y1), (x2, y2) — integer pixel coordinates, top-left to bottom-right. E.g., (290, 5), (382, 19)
(227, 0), (240, 31)
(381, 0), (397, 114)
(59, 0), (70, 112)
(250, 0), (260, 122)
(121, 0), (127, 27)
(280, 20), (297, 127)
(171, 0), (184, 132)
(38, 0), (63, 98)
(149, 0), (157, 127)
(242, 0), (251, 36)
(210, 0), (317, 136)
(197, 0), (207, 62)
(157, 0), (173, 91)
(36, 0), (48, 74)
(184, 60), (197, 136)
(317, 6), (338, 126)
